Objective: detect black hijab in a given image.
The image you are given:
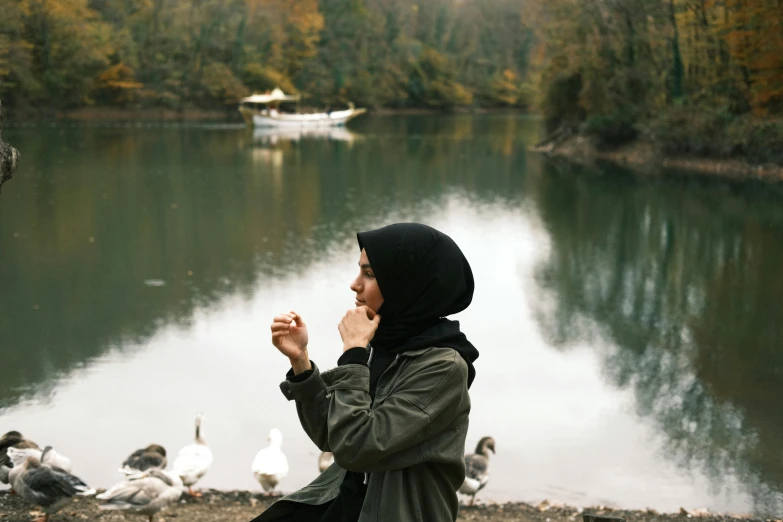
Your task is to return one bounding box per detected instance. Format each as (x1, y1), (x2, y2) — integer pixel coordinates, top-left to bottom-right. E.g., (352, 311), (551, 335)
(357, 223), (479, 388)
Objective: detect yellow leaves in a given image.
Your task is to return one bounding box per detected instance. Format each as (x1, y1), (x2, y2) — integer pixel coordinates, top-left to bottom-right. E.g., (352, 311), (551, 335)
(246, 0), (324, 76)
(22, 0), (101, 23)
(410, 46), (473, 107)
(98, 63), (130, 83)
(0, 35), (9, 77)
(242, 63), (295, 94)
(530, 0), (783, 116)
(718, 0), (783, 113)
(724, 29), (756, 49)
(491, 69), (524, 106)
(450, 82), (473, 106)
(201, 62), (249, 103)
(104, 80), (143, 89)
(98, 64), (143, 90)
(247, 0), (324, 34)
(94, 63), (143, 104)
(288, 0), (325, 35)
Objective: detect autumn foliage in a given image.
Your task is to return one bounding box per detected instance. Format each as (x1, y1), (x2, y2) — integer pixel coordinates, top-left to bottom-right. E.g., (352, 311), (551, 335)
(0, 0), (780, 145)
(529, 0), (783, 162)
(0, 0), (533, 111)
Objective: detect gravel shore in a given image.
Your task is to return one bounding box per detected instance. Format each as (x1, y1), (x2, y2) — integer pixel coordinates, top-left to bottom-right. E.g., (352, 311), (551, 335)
(1, 490), (778, 522)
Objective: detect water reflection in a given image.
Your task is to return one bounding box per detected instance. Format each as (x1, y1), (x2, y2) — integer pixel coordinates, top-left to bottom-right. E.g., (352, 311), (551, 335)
(0, 117), (529, 409)
(251, 126), (360, 145)
(530, 160), (783, 515)
(247, 127), (361, 168)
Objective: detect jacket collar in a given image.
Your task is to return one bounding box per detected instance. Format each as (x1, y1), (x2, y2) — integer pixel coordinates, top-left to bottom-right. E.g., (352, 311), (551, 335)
(396, 346), (434, 359)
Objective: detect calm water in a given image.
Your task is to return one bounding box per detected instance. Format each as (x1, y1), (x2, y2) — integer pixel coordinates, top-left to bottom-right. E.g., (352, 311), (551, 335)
(1, 115), (782, 516)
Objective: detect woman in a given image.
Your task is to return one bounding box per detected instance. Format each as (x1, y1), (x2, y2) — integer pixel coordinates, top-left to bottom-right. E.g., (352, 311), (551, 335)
(255, 223), (479, 522)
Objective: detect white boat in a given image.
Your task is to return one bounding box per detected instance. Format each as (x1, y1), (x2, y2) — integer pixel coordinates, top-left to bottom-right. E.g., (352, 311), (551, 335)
(239, 88), (366, 128)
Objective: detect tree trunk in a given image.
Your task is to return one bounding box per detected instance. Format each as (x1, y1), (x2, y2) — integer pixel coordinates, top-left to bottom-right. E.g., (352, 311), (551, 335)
(0, 101), (20, 194)
(624, 10), (636, 68)
(668, 0), (685, 102)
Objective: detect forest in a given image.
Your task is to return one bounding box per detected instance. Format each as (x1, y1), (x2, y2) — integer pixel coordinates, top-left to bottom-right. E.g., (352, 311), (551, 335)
(0, 0), (533, 110)
(0, 0), (781, 161)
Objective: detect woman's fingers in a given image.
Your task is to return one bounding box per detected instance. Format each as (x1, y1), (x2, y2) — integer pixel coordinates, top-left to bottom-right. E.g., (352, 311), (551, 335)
(290, 311), (306, 328)
(343, 306), (380, 323)
(338, 306), (380, 349)
(270, 322), (291, 333)
(272, 313), (294, 324)
(270, 311), (305, 329)
(270, 311), (299, 332)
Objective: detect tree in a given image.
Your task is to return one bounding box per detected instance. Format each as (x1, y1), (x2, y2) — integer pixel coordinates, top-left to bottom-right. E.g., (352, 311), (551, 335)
(0, 101), (20, 193)
(21, 0), (114, 108)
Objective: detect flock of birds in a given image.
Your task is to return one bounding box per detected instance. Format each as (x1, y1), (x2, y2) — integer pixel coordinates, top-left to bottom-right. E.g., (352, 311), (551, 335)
(1, 413), (496, 521)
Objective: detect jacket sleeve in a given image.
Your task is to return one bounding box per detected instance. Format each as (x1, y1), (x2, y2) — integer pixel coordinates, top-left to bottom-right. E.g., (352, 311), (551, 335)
(279, 362), (331, 452)
(321, 350), (468, 473)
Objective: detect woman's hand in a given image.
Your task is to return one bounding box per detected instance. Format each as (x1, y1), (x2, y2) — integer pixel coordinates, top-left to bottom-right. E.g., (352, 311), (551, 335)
(271, 311), (311, 374)
(338, 306), (381, 352)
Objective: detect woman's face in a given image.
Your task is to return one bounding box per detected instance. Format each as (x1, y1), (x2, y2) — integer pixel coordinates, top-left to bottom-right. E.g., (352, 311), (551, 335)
(350, 249), (384, 313)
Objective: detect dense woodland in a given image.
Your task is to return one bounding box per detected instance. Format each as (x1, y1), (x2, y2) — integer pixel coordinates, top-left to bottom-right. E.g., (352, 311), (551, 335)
(0, 0), (534, 110)
(0, 0), (781, 160)
(533, 0), (783, 162)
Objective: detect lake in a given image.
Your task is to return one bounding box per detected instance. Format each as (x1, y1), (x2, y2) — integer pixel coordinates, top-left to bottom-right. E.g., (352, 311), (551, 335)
(1, 115), (782, 517)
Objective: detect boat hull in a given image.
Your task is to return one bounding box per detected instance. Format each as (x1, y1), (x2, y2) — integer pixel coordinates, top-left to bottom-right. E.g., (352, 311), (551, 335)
(243, 108), (366, 128)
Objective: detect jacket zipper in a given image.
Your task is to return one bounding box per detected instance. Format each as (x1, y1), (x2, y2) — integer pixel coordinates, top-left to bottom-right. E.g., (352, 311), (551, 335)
(363, 345), (400, 487)
(365, 344), (373, 487)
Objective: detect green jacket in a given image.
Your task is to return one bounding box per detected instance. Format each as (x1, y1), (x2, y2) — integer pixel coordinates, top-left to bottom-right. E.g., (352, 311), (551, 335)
(257, 346), (471, 522)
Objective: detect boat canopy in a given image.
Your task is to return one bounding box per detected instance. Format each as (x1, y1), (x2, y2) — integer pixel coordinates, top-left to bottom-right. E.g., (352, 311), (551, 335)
(240, 88), (300, 104)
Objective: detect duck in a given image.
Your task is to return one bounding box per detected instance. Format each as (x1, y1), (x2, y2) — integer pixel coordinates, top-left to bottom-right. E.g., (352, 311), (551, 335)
(0, 431), (40, 486)
(252, 428), (288, 495)
(318, 451), (334, 473)
(8, 446), (72, 474)
(7, 448), (95, 522)
(120, 444), (167, 475)
(459, 436), (495, 506)
(97, 468), (184, 522)
(172, 412), (213, 497)
(3, 444), (72, 496)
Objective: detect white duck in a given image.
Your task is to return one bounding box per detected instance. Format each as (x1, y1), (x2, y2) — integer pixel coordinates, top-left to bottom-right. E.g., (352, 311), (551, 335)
(318, 451), (334, 473)
(459, 436), (495, 506)
(252, 428), (288, 496)
(97, 468), (184, 522)
(8, 445), (72, 474)
(7, 448), (95, 522)
(172, 412), (213, 496)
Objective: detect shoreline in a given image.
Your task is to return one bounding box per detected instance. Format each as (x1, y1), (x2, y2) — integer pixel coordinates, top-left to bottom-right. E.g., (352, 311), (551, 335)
(531, 134), (783, 182)
(0, 489), (776, 522)
(1, 105), (528, 123)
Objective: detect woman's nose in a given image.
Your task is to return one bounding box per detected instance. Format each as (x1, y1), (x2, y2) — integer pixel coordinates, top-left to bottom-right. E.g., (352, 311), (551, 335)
(350, 278), (361, 292)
